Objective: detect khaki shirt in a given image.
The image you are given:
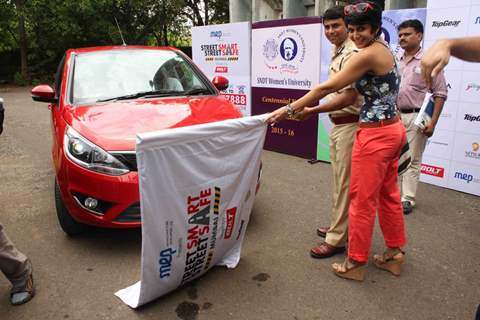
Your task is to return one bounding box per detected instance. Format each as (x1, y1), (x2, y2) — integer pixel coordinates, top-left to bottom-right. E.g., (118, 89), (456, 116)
(327, 38), (363, 117)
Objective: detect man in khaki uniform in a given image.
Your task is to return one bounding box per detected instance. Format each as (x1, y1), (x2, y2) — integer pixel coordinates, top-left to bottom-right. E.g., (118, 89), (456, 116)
(295, 6), (362, 258)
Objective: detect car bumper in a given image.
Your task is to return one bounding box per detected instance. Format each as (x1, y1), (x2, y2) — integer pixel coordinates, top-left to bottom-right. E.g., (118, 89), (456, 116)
(58, 156), (141, 228)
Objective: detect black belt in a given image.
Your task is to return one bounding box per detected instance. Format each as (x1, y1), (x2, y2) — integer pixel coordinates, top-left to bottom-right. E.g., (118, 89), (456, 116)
(400, 108), (421, 114)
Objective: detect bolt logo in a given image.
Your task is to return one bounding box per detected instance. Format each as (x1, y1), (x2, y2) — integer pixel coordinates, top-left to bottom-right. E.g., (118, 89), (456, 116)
(280, 37), (297, 61)
(421, 164), (444, 178)
(224, 207), (237, 239)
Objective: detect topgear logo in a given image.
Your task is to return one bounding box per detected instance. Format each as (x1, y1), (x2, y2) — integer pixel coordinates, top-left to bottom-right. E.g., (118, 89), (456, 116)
(464, 114), (480, 122)
(432, 20), (461, 28)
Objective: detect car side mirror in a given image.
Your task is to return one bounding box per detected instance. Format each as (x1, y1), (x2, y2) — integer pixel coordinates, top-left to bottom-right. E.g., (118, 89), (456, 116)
(212, 76), (229, 91)
(31, 84), (58, 103)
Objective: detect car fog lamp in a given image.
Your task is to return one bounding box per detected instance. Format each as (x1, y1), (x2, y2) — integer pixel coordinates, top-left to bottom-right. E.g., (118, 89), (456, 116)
(84, 197), (98, 209)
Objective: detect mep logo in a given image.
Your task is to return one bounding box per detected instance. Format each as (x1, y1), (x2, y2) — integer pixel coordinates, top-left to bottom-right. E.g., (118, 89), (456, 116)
(421, 164), (445, 178)
(158, 247), (177, 279)
(464, 114), (480, 122)
(465, 83), (480, 91)
(432, 20), (461, 28)
(454, 171), (477, 184)
(210, 31), (222, 39)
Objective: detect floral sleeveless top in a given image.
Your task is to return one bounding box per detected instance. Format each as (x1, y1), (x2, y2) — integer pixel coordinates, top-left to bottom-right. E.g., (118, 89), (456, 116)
(355, 48), (400, 123)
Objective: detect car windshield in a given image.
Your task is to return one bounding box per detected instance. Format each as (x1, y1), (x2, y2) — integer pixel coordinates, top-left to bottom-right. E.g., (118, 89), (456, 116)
(71, 49), (212, 104)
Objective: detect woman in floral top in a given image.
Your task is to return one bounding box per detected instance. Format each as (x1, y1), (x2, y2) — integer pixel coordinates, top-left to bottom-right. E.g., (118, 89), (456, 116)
(268, 1), (407, 281)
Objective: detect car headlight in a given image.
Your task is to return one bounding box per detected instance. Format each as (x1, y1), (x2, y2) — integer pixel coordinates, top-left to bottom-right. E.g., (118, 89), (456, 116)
(64, 126), (129, 176)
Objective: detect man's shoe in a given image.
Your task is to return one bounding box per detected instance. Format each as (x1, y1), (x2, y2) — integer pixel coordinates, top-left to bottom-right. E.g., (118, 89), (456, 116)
(310, 242), (345, 259)
(316, 227), (329, 238)
(402, 201), (413, 215)
(10, 274), (35, 306)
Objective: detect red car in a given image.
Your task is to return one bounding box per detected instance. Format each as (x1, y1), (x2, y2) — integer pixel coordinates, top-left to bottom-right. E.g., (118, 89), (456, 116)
(32, 45), (240, 235)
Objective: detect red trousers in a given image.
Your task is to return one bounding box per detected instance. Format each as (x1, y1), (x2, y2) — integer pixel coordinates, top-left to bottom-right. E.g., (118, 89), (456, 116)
(348, 121), (407, 263)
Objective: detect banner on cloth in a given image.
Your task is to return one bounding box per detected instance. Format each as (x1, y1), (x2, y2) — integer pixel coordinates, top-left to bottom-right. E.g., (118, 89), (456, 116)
(192, 22), (252, 117)
(115, 115), (267, 308)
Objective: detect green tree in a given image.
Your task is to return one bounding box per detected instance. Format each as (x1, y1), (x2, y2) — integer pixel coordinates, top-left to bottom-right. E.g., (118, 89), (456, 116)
(0, 0), (229, 82)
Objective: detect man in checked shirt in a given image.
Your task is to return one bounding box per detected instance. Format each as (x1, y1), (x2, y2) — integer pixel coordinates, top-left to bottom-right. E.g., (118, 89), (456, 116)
(397, 19), (448, 215)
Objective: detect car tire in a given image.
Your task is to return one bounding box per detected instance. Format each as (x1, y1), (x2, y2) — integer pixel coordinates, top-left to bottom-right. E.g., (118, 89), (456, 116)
(54, 179), (85, 235)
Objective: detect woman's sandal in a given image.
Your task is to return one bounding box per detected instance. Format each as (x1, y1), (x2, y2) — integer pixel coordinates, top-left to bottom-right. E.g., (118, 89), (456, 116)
(332, 258), (366, 281)
(373, 248), (405, 276)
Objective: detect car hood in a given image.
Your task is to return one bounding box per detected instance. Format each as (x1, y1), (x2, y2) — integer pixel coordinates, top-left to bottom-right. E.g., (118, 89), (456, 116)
(63, 96), (241, 151)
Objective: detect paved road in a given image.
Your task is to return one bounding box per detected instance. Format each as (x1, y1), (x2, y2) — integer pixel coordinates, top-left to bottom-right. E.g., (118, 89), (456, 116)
(0, 87), (479, 320)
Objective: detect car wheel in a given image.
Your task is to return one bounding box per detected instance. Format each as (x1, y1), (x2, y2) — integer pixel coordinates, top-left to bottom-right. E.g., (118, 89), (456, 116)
(54, 179), (85, 235)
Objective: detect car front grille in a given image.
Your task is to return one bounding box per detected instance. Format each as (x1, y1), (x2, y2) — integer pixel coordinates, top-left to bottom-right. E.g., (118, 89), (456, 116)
(112, 152), (137, 171)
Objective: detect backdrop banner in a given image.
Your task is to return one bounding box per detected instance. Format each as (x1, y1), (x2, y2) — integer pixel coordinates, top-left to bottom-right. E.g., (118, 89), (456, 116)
(421, 1), (480, 196)
(192, 22), (252, 117)
(115, 115), (267, 308)
(251, 17), (322, 159)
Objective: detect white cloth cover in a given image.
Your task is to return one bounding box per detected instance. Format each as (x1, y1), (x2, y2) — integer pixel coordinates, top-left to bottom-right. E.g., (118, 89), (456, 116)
(115, 114), (268, 308)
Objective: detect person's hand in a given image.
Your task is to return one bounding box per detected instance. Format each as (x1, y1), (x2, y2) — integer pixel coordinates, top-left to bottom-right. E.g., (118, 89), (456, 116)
(293, 107), (314, 121)
(266, 106), (288, 124)
(422, 121), (435, 137)
(421, 39), (451, 87)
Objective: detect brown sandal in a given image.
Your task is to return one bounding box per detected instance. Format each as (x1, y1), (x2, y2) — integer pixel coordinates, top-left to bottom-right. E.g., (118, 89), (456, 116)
(332, 258), (366, 281)
(373, 248), (405, 276)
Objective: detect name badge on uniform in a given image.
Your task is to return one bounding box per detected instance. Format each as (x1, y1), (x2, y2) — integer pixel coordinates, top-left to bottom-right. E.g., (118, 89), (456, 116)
(414, 66), (422, 74)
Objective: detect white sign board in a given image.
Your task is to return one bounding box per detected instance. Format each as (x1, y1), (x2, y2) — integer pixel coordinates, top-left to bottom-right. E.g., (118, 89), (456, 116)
(420, 1), (480, 196)
(192, 22), (252, 116)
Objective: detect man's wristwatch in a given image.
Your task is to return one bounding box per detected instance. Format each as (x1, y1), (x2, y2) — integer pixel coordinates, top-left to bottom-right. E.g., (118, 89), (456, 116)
(286, 104), (295, 118)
